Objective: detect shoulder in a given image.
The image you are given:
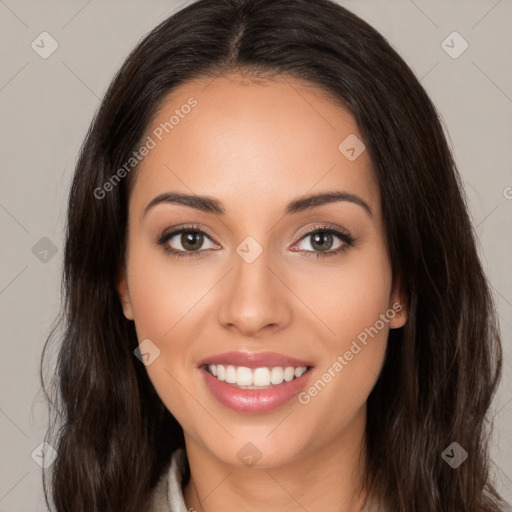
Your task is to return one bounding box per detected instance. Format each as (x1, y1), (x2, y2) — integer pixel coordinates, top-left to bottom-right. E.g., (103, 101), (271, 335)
(147, 460), (172, 512)
(148, 448), (189, 512)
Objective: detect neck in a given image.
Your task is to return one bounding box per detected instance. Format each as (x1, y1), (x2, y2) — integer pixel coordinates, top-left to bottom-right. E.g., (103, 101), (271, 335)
(182, 407), (370, 512)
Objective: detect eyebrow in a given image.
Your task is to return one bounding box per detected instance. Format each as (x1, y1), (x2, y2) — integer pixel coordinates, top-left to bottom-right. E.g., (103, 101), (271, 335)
(143, 191), (373, 218)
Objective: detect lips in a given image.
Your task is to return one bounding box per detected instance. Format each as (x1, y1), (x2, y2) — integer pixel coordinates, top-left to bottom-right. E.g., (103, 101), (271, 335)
(197, 351), (315, 413)
(197, 351), (313, 369)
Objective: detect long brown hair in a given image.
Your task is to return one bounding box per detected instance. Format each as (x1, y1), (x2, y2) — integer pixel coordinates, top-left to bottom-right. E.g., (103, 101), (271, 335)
(41, 0), (508, 510)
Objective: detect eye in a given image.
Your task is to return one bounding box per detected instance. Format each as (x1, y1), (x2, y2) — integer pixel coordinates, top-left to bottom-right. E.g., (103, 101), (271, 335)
(156, 223), (356, 260)
(157, 224), (219, 258)
(291, 225), (355, 259)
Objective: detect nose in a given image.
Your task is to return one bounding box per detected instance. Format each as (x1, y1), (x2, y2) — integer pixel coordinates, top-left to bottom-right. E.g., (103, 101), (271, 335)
(216, 246), (292, 338)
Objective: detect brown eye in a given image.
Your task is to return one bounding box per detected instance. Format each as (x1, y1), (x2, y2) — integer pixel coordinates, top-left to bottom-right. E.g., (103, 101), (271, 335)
(165, 229), (217, 253)
(289, 225), (356, 260)
(179, 231), (204, 251)
(294, 228), (353, 253)
(309, 232), (335, 251)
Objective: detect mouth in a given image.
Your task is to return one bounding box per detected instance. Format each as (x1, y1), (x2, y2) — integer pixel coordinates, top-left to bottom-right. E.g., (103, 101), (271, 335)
(203, 363), (311, 389)
(197, 351), (315, 413)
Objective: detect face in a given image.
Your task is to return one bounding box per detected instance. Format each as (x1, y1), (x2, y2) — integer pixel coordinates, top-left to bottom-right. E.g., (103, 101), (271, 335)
(117, 73), (407, 469)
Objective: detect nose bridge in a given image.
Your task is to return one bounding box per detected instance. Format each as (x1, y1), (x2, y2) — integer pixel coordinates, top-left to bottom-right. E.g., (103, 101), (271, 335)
(216, 234), (291, 336)
(234, 236), (273, 295)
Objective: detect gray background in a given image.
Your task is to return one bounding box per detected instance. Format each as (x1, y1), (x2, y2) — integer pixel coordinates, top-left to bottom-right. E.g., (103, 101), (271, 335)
(0, 0), (511, 509)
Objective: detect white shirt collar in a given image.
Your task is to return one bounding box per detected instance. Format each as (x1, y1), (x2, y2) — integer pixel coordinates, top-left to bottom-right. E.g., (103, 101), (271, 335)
(167, 447), (189, 512)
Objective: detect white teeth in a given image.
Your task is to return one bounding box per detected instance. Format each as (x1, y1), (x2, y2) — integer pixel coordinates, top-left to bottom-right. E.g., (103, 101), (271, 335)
(294, 367), (307, 378)
(253, 367), (270, 386)
(284, 367), (295, 382)
(207, 364), (308, 387)
(236, 366), (253, 386)
(270, 367), (284, 385)
(225, 365), (237, 383)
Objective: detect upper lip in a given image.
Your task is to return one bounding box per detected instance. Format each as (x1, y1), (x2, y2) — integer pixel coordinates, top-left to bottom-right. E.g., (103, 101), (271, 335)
(197, 351), (313, 369)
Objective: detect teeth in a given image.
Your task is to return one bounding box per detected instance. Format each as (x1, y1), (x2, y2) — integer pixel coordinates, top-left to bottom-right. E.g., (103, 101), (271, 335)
(270, 367), (284, 385)
(225, 365), (237, 383)
(237, 366), (253, 386)
(284, 367), (295, 382)
(253, 367), (270, 386)
(294, 367), (307, 378)
(207, 364), (308, 388)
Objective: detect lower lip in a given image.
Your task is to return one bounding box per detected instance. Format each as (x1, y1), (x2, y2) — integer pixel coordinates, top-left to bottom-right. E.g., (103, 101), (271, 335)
(200, 366), (314, 413)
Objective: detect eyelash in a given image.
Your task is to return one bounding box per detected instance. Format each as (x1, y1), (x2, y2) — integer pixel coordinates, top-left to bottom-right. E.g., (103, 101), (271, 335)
(156, 223), (356, 260)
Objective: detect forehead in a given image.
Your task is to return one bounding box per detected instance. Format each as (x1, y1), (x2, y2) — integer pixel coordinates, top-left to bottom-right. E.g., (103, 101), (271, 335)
(129, 73), (380, 220)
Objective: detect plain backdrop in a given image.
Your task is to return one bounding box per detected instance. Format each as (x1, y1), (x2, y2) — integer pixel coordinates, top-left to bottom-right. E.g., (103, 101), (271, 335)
(0, 0), (511, 509)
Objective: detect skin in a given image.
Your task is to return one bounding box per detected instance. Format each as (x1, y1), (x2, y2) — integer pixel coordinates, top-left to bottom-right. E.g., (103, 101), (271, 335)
(117, 72), (408, 512)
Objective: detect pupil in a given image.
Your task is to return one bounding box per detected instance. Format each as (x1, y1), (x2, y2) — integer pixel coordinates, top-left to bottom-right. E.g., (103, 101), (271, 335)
(312, 232), (332, 251)
(182, 231), (203, 251)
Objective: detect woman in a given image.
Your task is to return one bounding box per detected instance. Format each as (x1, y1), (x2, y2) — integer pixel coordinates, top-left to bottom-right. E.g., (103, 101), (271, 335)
(40, 0), (509, 510)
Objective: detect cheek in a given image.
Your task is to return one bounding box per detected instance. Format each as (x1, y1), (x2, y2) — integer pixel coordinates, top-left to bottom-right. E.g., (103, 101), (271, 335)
(126, 245), (216, 341)
(125, 245), (211, 430)
(291, 243), (393, 344)
(293, 246), (392, 416)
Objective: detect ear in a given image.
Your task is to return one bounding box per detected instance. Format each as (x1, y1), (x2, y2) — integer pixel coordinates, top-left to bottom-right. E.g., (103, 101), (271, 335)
(388, 275), (408, 329)
(116, 264), (134, 320)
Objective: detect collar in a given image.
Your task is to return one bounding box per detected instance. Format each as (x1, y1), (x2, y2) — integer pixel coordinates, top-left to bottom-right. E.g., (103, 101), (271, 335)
(167, 447), (189, 512)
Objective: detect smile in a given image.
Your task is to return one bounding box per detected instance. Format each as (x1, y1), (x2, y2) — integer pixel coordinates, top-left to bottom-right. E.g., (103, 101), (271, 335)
(197, 351), (314, 413)
(206, 364), (308, 388)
